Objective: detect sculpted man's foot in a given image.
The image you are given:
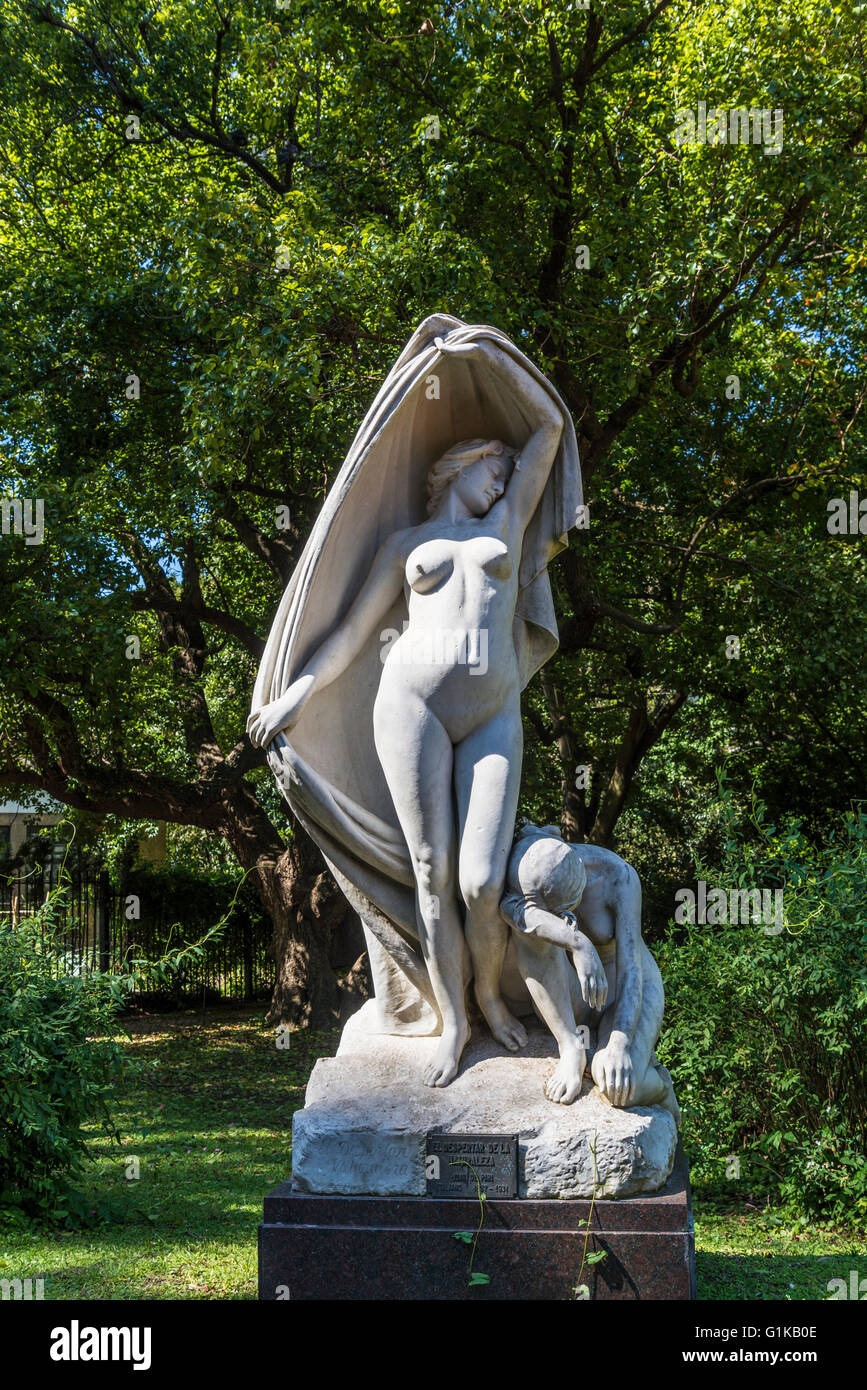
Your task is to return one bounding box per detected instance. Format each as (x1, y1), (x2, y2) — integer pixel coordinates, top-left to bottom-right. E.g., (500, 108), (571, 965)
(482, 999), (528, 1051)
(423, 1024), (471, 1087)
(545, 1050), (585, 1104)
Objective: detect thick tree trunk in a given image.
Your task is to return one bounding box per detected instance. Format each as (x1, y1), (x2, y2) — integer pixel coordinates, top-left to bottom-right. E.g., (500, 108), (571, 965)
(540, 669), (587, 841)
(539, 670), (687, 848)
(590, 692), (686, 845)
(256, 839), (340, 1028)
(218, 784), (361, 1028)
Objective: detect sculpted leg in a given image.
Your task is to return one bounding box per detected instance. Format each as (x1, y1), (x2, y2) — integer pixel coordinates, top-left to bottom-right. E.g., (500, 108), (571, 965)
(373, 695), (470, 1086)
(592, 944), (678, 1117)
(455, 708), (527, 1051)
(512, 934), (586, 1103)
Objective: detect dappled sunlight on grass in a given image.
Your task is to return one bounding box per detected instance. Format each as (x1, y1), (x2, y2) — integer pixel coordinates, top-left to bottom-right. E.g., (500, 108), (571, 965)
(695, 1207), (867, 1300)
(2, 1007), (864, 1300)
(0, 1006), (339, 1300)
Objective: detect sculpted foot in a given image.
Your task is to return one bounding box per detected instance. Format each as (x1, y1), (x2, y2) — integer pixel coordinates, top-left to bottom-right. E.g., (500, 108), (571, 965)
(545, 1050), (585, 1105)
(423, 1023), (470, 1087)
(481, 998), (528, 1052)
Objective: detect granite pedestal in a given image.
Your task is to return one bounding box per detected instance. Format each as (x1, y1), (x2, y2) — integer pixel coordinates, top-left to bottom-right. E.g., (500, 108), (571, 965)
(258, 1143), (695, 1300)
(259, 1002), (692, 1299)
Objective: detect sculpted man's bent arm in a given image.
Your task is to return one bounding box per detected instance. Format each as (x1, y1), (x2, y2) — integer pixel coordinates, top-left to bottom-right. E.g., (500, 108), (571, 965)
(587, 862), (645, 1106)
(606, 865), (644, 1045)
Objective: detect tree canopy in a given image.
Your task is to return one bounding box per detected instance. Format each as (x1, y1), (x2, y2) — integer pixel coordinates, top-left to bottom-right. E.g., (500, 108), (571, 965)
(1, 0), (865, 1015)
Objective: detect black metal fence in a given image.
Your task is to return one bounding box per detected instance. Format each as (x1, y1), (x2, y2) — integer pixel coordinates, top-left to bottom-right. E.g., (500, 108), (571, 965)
(0, 846), (274, 1003)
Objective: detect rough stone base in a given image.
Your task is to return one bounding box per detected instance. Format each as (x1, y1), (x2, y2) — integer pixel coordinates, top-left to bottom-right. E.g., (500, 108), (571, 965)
(258, 1145), (695, 1300)
(290, 1001), (678, 1199)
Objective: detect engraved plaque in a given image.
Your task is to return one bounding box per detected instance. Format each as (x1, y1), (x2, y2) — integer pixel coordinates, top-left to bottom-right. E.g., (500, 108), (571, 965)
(425, 1132), (518, 1198)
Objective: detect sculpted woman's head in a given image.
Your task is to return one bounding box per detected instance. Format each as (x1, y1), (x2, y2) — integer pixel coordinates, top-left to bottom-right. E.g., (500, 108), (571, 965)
(426, 438), (517, 518)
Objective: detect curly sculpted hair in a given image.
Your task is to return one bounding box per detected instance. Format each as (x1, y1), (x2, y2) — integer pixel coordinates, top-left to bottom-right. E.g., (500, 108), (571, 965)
(425, 438), (517, 517)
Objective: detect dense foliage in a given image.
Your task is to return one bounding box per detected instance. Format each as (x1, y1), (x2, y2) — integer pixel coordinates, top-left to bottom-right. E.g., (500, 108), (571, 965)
(0, 855), (261, 1219)
(658, 788), (867, 1224)
(0, 893), (128, 1220)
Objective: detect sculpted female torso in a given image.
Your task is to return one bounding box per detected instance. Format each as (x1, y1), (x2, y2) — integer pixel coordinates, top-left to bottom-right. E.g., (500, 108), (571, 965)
(248, 340), (563, 1087)
(381, 515), (521, 740)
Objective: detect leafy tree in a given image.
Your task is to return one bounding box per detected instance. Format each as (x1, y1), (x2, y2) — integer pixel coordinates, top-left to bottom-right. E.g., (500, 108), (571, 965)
(1, 0), (865, 1020)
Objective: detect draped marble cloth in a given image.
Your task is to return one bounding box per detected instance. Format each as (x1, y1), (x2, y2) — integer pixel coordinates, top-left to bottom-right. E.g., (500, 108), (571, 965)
(253, 314), (583, 1033)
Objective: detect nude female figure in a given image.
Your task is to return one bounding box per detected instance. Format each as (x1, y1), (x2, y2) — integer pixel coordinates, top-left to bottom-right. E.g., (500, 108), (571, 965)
(247, 341), (564, 1087)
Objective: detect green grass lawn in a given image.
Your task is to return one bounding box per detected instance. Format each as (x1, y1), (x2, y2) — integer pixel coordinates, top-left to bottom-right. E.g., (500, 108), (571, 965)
(1, 1006), (864, 1300)
(0, 1006), (339, 1300)
(695, 1209), (867, 1301)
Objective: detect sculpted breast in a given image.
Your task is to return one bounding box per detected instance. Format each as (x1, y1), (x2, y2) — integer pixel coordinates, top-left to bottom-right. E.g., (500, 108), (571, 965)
(479, 537), (512, 580)
(406, 535), (513, 594)
(405, 540), (455, 594)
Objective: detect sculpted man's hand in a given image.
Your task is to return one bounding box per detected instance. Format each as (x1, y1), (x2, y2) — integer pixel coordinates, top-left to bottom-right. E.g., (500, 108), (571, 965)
(593, 1036), (635, 1107)
(567, 923), (609, 1012)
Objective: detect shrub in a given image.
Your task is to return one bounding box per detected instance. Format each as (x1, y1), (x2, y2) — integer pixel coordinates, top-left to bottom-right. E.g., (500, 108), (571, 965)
(656, 785), (867, 1224)
(1, 856), (251, 1223)
(0, 891), (128, 1222)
